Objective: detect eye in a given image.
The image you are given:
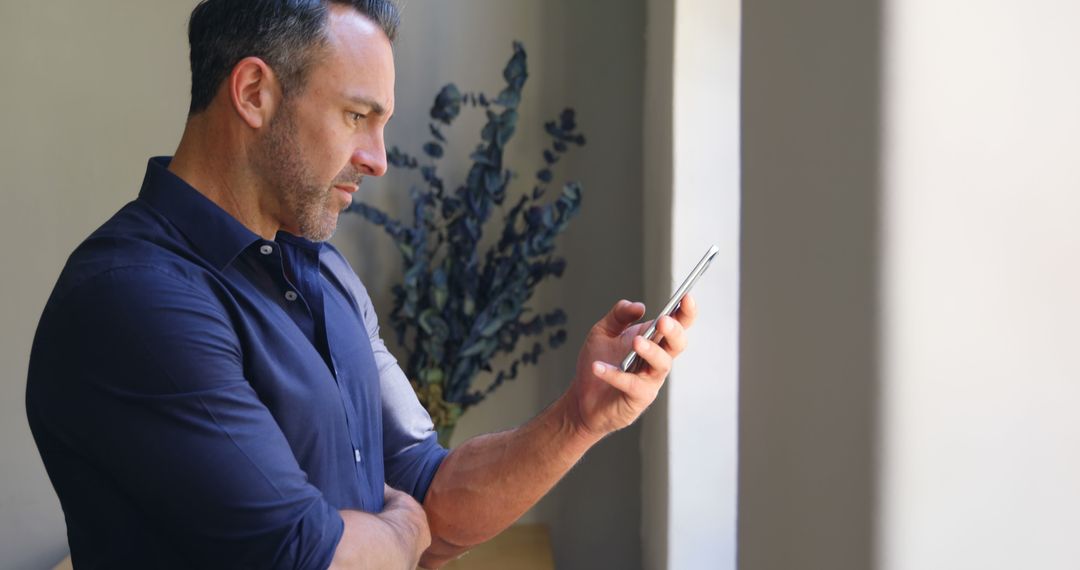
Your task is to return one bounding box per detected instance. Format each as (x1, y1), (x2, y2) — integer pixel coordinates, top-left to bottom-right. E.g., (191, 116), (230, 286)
(347, 111), (366, 124)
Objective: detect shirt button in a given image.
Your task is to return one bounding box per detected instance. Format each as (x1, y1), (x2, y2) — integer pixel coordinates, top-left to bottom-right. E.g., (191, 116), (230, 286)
(354, 449), (362, 463)
(284, 290), (298, 302)
(259, 244), (273, 255)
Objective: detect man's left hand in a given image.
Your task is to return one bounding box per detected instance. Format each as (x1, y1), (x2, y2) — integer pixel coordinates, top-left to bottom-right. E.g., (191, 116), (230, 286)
(566, 295), (697, 440)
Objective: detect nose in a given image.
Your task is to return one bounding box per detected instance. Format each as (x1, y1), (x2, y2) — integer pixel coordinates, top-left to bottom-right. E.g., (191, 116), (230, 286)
(351, 131), (388, 177)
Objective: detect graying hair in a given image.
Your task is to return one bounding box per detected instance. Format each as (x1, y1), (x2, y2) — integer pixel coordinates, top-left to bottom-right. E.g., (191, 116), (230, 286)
(186, 0), (400, 115)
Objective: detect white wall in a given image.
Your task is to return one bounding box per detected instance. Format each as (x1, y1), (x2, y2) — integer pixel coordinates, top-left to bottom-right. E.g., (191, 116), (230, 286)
(880, 1), (1080, 568)
(639, 1), (741, 568)
(0, 1), (647, 568)
(668, 0), (742, 568)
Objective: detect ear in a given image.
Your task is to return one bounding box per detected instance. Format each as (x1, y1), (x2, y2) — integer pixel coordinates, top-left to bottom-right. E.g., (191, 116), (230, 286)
(227, 56), (280, 129)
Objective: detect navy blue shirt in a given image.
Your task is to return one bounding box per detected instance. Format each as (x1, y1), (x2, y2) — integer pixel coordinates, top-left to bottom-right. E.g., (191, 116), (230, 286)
(26, 157), (447, 569)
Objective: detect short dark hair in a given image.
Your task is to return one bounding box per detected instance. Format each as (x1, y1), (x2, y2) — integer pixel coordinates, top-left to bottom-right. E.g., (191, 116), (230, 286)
(186, 0), (399, 115)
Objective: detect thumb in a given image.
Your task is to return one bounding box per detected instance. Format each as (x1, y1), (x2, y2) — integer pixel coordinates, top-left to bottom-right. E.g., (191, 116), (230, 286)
(596, 299), (646, 336)
(592, 360), (635, 393)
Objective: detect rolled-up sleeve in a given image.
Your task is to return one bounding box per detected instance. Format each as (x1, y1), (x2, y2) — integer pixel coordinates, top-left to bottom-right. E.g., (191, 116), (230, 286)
(347, 275), (448, 502)
(28, 266), (342, 569)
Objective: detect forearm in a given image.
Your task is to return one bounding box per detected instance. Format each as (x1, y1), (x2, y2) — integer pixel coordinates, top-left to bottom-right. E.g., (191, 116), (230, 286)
(330, 507), (429, 570)
(419, 394), (602, 567)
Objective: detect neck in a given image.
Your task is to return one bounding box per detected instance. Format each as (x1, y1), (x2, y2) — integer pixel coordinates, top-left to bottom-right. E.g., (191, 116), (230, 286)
(168, 111), (282, 240)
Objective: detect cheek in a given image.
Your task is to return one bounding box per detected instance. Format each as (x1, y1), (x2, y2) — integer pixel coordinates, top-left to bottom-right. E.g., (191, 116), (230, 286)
(291, 109), (346, 177)
(313, 126), (355, 177)
(296, 133), (340, 182)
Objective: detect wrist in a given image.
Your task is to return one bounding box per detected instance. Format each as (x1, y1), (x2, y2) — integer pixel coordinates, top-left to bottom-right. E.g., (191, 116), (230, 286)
(550, 392), (605, 452)
(380, 504), (430, 562)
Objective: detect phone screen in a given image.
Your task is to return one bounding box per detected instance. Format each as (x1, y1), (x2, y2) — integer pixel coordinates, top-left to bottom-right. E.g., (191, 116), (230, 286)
(619, 245), (719, 372)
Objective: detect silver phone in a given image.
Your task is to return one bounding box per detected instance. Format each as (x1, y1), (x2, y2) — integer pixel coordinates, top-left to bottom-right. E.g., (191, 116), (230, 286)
(619, 244), (720, 372)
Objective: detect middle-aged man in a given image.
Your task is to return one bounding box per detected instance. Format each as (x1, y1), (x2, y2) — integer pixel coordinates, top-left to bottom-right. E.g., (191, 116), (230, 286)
(26, 1), (696, 568)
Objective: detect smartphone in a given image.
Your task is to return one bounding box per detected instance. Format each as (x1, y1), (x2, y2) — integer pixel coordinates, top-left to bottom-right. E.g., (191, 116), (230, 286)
(619, 244), (720, 372)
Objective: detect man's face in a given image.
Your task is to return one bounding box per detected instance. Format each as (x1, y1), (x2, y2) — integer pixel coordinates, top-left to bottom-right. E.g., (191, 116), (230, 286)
(256, 6), (395, 242)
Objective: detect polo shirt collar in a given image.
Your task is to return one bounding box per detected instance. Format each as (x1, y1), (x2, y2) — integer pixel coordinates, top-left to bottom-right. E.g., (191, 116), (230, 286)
(138, 156), (266, 270)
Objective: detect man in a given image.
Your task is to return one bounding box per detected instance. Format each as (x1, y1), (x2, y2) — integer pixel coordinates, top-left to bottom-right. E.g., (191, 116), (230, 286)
(25, 1), (695, 568)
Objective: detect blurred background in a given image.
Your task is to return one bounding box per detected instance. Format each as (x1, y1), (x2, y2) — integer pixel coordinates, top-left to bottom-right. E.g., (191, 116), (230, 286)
(2, 0), (1078, 569)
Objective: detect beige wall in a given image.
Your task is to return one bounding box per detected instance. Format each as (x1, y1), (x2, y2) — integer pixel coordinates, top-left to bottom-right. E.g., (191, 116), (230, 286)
(640, 0), (676, 566)
(739, 0), (882, 568)
(336, 2), (648, 568)
(0, 1), (646, 568)
(0, 2), (198, 567)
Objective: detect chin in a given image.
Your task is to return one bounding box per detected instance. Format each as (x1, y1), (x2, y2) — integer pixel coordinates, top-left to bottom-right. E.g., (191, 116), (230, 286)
(309, 217), (339, 243)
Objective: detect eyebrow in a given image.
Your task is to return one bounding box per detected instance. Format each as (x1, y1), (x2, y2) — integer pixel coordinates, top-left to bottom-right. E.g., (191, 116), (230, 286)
(347, 95), (389, 116)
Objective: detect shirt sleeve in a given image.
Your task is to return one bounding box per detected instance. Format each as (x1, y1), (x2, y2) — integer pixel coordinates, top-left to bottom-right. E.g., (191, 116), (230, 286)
(29, 265), (343, 570)
(360, 286), (449, 502)
(321, 248), (448, 502)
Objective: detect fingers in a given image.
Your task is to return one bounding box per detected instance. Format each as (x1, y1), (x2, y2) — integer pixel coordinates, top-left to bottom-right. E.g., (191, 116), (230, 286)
(648, 294), (695, 349)
(591, 359), (660, 401)
(631, 334), (673, 377)
(654, 315), (688, 356)
(595, 294), (695, 340)
(595, 299), (646, 337)
(593, 333), (673, 385)
(383, 483), (399, 504)
(383, 483), (410, 505)
(673, 293), (697, 330)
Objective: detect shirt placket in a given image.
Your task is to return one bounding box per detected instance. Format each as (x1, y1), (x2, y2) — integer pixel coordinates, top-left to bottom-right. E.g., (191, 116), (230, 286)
(256, 240), (368, 490)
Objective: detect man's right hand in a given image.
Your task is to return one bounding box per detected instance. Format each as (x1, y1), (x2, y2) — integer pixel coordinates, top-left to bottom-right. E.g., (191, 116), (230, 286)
(382, 484), (432, 563)
(329, 485), (431, 570)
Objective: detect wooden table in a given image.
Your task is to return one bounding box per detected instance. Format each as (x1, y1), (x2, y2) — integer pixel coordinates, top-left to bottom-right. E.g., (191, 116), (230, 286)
(54, 523), (554, 569)
(444, 523), (554, 570)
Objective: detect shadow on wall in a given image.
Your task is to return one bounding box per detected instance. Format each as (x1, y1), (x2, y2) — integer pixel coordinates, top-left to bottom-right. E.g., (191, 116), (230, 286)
(739, 0), (882, 568)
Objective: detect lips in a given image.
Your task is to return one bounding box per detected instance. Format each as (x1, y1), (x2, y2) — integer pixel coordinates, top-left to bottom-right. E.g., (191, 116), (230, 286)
(332, 183), (358, 210)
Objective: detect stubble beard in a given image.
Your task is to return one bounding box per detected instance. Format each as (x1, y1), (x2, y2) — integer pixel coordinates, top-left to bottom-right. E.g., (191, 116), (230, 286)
(261, 102), (354, 243)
